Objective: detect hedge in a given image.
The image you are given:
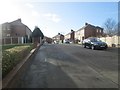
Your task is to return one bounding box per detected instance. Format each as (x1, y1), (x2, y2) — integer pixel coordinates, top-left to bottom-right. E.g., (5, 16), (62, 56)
(2, 45), (33, 78)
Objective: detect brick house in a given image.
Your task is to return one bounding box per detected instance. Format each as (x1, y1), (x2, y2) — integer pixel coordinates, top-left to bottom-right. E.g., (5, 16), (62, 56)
(53, 33), (64, 44)
(75, 23), (104, 43)
(1, 19), (32, 44)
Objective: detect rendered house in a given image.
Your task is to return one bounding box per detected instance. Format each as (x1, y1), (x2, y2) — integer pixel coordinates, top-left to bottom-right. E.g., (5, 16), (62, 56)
(64, 29), (75, 43)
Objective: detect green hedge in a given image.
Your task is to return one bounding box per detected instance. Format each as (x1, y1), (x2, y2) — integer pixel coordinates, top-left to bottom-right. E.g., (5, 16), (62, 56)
(2, 45), (33, 78)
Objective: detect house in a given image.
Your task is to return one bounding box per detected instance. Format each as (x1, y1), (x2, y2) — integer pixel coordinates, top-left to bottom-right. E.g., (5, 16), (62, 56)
(44, 36), (53, 44)
(64, 29), (75, 43)
(1, 19), (32, 44)
(64, 32), (71, 41)
(53, 33), (64, 44)
(75, 23), (104, 43)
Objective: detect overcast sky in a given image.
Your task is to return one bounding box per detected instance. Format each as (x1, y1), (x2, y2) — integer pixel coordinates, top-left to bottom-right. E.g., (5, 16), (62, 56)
(0, 0), (118, 38)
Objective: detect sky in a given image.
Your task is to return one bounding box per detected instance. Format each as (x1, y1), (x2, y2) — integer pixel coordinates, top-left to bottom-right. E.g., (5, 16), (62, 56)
(0, 0), (118, 38)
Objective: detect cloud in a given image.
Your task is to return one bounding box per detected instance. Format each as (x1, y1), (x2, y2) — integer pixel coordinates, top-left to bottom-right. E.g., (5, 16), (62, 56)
(31, 11), (39, 16)
(25, 3), (34, 8)
(44, 13), (61, 23)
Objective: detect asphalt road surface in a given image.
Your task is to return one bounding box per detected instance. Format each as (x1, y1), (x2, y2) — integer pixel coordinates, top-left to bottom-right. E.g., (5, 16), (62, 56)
(16, 43), (118, 88)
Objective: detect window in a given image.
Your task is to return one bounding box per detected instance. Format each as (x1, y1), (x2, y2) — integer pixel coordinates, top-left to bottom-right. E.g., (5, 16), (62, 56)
(97, 29), (99, 33)
(6, 34), (10, 36)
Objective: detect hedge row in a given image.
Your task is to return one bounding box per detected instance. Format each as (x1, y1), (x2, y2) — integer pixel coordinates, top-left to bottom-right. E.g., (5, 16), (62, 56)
(2, 45), (33, 78)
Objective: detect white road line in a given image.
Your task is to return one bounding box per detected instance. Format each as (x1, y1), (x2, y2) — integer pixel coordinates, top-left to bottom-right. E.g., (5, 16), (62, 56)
(45, 58), (47, 62)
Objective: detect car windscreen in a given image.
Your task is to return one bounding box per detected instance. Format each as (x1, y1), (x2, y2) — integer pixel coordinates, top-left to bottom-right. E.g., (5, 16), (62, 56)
(90, 38), (102, 42)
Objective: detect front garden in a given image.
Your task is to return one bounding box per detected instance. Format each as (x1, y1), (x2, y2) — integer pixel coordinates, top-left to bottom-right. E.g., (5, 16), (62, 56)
(2, 44), (34, 78)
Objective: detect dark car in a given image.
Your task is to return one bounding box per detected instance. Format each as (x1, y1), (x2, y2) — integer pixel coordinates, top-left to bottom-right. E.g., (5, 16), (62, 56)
(64, 39), (70, 44)
(82, 37), (108, 50)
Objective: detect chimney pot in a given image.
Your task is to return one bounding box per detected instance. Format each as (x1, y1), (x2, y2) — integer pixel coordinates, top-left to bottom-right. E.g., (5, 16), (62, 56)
(18, 18), (21, 22)
(85, 23), (88, 25)
(71, 29), (74, 32)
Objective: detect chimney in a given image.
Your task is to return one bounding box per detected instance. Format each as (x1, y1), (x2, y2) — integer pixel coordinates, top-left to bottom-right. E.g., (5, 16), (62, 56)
(18, 18), (21, 22)
(58, 33), (60, 35)
(71, 29), (74, 32)
(85, 22), (88, 26)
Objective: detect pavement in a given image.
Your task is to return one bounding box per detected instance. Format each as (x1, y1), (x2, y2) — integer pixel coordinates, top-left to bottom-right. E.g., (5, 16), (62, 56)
(13, 43), (118, 88)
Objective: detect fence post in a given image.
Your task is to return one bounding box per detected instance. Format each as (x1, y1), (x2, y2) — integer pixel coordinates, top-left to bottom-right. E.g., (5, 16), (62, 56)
(21, 37), (24, 44)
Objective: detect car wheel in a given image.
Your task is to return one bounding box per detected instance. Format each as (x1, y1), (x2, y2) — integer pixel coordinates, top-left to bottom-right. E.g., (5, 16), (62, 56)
(91, 45), (95, 50)
(83, 44), (86, 48)
(104, 47), (107, 50)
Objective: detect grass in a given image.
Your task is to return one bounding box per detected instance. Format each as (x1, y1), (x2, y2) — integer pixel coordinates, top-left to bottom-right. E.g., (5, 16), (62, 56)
(2, 43), (34, 78)
(2, 43), (33, 51)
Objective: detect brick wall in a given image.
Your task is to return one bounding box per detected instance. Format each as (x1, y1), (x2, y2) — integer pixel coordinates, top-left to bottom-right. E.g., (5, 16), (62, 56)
(85, 25), (96, 38)
(11, 25), (26, 37)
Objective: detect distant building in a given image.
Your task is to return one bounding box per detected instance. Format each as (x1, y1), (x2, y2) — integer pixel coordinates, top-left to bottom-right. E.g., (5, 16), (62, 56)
(64, 29), (75, 43)
(75, 23), (104, 42)
(64, 32), (70, 40)
(44, 36), (53, 44)
(1, 19), (32, 44)
(53, 33), (64, 44)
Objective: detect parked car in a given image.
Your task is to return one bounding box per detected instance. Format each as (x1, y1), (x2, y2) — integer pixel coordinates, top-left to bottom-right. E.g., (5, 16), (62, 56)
(64, 39), (70, 44)
(65, 41), (70, 44)
(82, 37), (108, 50)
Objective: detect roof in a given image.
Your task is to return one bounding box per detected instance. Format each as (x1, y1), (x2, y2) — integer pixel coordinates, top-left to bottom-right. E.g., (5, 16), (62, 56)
(76, 23), (102, 32)
(65, 32), (71, 36)
(96, 26), (103, 30)
(53, 34), (59, 38)
(53, 33), (64, 38)
(76, 24), (89, 32)
(2, 19), (32, 33)
(44, 36), (52, 39)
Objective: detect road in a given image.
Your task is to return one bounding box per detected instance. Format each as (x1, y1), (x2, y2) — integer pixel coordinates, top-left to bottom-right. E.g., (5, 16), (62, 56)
(15, 43), (118, 88)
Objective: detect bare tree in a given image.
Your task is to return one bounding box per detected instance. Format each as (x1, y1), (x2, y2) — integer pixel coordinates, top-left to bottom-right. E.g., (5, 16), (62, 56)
(103, 18), (117, 36)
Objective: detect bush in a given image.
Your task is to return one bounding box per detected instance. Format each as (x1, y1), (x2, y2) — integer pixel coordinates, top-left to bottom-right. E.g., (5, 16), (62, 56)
(2, 45), (33, 78)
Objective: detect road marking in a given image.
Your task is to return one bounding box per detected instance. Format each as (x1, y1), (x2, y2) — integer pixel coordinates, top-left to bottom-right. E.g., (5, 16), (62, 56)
(45, 58), (47, 62)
